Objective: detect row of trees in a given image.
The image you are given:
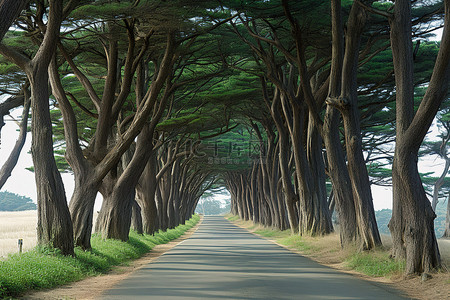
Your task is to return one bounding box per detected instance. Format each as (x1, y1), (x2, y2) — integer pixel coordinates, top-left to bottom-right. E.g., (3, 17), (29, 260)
(220, 0), (450, 275)
(0, 191), (36, 211)
(0, 0), (232, 255)
(0, 0), (449, 276)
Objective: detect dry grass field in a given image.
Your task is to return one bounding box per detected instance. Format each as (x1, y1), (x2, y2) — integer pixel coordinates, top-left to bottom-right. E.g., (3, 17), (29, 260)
(0, 210), (37, 258)
(0, 210), (100, 258)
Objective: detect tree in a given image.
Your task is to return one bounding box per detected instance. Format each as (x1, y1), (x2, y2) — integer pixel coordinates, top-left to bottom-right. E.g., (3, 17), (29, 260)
(0, 0), (79, 255)
(387, 0), (450, 274)
(326, 0), (381, 250)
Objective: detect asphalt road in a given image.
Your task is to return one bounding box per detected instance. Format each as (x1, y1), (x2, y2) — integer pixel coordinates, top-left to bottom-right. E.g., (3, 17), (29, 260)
(101, 216), (408, 299)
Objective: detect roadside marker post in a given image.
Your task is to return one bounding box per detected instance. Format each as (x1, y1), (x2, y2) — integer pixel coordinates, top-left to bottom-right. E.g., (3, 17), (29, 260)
(18, 239), (23, 253)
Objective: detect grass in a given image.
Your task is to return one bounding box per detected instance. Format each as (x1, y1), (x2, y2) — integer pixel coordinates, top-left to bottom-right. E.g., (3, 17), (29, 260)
(346, 250), (405, 277)
(226, 215), (406, 279)
(0, 214), (200, 298)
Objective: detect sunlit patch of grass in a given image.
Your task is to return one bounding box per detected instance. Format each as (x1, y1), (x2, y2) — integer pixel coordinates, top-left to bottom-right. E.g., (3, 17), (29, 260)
(254, 228), (291, 239)
(0, 214), (200, 298)
(345, 250), (405, 277)
(226, 214), (240, 222)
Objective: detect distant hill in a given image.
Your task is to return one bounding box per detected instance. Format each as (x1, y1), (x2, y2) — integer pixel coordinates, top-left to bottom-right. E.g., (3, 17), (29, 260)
(375, 201), (447, 237)
(0, 191), (36, 211)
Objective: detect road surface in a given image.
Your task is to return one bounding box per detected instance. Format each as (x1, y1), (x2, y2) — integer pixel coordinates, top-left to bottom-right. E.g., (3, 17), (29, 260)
(102, 216), (407, 299)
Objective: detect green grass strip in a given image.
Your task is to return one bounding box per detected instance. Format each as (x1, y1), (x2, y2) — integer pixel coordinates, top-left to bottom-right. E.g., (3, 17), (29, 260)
(345, 251), (405, 277)
(0, 214), (200, 298)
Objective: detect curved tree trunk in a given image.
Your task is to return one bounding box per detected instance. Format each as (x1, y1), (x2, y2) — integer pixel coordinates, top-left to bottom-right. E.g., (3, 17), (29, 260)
(323, 106), (358, 246)
(432, 156), (450, 211)
(0, 0), (75, 256)
(0, 0), (28, 42)
(96, 125), (155, 240)
(306, 113), (333, 235)
(136, 152), (159, 235)
(0, 88), (30, 189)
(390, 149), (441, 273)
(324, 0), (358, 247)
(327, 0), (381, 250)
(31, 0), (73, 255)
(69, 177), (99, 249)
(388, 0), (449, 274)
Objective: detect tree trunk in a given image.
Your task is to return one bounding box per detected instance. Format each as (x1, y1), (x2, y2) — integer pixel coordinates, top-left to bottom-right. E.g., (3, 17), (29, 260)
(69, 176), (99, 249)
(30, 0), (74, 255)
(0, 0), (28, 42)
(443, 193), (450, 238)
(390, 149), (441, 273)
(324, 0), (358, 247)
(432, 156), (450, 211)
(323, 106), (358, 246)
(136, 153), (159, 235)
(131, 200), (143, 234)
(328, 0), (381, 250)
(388, 0), (450, 274)
(0, 88), (30, 189)
(32, 67), (74, 255)
(96, 125), (155, 240)
(306, 112), (333, 235)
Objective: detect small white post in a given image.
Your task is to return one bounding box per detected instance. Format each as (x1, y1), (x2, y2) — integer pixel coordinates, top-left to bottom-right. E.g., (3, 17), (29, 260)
(18, 239), (23, 254)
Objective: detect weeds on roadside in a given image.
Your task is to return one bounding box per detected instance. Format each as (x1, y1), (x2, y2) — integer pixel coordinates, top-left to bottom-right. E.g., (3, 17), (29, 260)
(345, 251), (405, 277)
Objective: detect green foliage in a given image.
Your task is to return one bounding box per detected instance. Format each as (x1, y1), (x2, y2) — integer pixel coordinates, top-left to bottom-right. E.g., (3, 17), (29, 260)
(0, 191), (36, 211)
(0, 214), (200, 298)
(345, 251), (405, 277)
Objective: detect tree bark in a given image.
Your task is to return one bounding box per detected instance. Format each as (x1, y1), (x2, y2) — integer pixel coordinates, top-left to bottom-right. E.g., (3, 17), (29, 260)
(443, 193), (450, 238)
(136, 152), (159, 235)
(131, 200), (143, 234)
(0, 0), (28, 42)
(0, 88), (30, 189)
(432, 141), (450, 211)
(323, 106), (358, 246)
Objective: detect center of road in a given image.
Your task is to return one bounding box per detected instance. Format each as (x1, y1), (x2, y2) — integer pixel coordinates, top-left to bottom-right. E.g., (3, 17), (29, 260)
(102, 216), (406, 299)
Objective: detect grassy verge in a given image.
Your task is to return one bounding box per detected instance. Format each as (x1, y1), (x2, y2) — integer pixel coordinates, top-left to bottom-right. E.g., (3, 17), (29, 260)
(225, 214), (405, 278)
(0, 214), (200, 298)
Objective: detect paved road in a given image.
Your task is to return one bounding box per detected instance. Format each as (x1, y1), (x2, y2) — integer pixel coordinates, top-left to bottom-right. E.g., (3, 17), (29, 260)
(102, 216), (407, 299)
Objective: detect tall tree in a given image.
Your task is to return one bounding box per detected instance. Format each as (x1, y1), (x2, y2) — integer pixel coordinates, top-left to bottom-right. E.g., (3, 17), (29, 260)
(0, 0), (79, 255)
(388, 0), (450, 274)
(325, 0), (382, 250)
